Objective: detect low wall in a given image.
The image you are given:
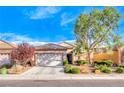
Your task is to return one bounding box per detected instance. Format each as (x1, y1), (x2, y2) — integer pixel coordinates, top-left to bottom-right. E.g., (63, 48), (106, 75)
(73, 51), (120, 65)
(93, 51), (120, 65)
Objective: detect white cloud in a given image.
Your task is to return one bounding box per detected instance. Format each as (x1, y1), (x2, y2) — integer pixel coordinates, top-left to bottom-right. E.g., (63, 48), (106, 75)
(0, 32), (75, 46)
(26, 6), (61, 20)
(65, 40), (75, 44)
(0, 33), (32, 42)
(60, 13), (77, 26)
(0, 33), (48, 46)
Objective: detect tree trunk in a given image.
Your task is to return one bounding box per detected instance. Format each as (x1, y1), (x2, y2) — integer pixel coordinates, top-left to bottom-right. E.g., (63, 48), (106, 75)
(78, 54), (80, 60)
(87, 51), (92, 64)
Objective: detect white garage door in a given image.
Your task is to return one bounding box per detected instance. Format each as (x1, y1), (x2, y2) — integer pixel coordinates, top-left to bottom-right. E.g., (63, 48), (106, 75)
(0, 54), (11, 66)
(36, 53), (63, 66)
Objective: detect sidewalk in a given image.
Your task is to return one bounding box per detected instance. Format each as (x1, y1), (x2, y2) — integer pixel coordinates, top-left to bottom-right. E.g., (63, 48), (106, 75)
(1, 73), (124, 80)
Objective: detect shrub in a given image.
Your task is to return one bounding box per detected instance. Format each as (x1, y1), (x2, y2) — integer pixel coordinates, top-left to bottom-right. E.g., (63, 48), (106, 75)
(94, 60), (113, 67)
(77, 60), (89, 65)
(11, 43), (35, 66)
(0, 67), (8, 74)
(96, 65), (112, 73)
(116, 67), (124, 73)
(102, 67), (112, 73)
(64, 65), (72, 73)
(63, 59), (69, 66)
(0, 64), (12, 69)
(71, 67), (81, 74)
(119, 65), (124, 68)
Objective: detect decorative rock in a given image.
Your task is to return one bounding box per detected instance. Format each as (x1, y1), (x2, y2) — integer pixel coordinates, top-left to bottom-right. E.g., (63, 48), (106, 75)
(95, 69), (101, 74)
(80, 65), (91, 73)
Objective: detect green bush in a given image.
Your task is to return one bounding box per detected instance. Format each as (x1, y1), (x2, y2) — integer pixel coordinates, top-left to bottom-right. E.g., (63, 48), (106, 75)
(64, 65), (72, 73)
(64, 65), (81, 74)
(77, 60), (89, 65)
(63, 59), (69, 66)
(0, 64), (12, 69)
(119, 65), (124, 68)
(94, 60), (113, 67)
(116, 67), (124, 73)
(102, 67), (112, 73)
(71, 67), (81, 74)
(0, 67), (8, 74)
(1, 64), (12, 69)
(96, 65), (112, 73)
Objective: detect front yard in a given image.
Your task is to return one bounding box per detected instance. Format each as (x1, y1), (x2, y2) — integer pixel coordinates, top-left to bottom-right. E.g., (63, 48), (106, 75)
(64, 60), (124, 75)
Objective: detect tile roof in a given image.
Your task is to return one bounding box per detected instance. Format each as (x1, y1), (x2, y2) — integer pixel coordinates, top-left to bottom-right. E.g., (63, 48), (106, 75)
(35, 43), (67, 50)
(58, 42), (74, 49)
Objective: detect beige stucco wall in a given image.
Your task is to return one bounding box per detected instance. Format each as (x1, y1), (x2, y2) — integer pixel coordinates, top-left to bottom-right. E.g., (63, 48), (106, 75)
(93, 51), (120, 65)
(66, 48), (73, 53)
(72, 51), (121, 65)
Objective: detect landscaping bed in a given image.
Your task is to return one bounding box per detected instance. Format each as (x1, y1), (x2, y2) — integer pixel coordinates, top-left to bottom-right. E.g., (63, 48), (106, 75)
(63, 59), (124, 75)
(0, 64), (32, 75)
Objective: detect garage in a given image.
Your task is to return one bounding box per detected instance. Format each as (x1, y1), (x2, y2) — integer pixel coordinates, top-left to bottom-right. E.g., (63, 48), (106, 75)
(35, 44), (67, 67)
(0, 54), (11, 66)
(0, 40), (17, 66)
(36, 53), (63, 66)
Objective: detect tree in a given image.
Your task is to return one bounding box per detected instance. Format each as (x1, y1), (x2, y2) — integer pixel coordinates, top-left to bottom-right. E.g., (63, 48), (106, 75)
(74, 7), (122, 63)
(73, 42), (82, 60)
(11, 43), (35, 66)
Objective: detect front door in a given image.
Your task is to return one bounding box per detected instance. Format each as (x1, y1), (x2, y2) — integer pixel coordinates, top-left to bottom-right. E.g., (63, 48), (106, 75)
(67, 53), (72, 64)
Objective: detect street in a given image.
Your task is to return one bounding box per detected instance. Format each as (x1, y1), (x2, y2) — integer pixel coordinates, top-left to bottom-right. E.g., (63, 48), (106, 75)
(0, 80), (124, 87)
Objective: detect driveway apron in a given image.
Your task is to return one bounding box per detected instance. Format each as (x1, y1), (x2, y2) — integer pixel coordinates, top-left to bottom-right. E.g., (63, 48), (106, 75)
(22, 66), (64, 75)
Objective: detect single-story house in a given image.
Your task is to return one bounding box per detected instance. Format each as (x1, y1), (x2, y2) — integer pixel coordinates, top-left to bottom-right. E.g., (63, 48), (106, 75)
(0, 40), (124, 66)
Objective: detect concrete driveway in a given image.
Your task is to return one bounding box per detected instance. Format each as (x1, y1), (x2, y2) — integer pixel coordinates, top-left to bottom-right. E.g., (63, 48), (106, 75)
(22, 66), (64, 75)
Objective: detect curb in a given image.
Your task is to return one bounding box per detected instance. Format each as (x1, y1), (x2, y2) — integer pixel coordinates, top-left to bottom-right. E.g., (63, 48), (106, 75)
(1, 75), (124, 80)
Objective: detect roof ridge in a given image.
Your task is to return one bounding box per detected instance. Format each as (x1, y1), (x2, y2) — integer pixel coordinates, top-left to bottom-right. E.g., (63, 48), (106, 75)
(36, 43), (67, 49)
(59, 41), (75, 47)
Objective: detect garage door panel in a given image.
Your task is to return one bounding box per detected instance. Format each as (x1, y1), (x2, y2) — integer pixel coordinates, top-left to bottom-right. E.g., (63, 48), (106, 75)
(0, 54), (11, 66)
(36, 53), (63, 66)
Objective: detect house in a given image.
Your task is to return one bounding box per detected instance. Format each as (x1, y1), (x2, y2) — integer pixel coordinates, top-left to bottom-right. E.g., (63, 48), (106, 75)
(0, 40), (124, 66)
(0, 40), (17, 66)
(0, 41), (67, 67)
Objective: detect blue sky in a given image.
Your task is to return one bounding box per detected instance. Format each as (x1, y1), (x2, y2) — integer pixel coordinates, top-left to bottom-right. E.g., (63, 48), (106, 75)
(0, 6), (124, 45)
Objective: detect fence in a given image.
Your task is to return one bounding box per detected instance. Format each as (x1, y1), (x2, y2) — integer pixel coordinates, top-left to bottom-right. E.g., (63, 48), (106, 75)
(93, 51), (120, 65)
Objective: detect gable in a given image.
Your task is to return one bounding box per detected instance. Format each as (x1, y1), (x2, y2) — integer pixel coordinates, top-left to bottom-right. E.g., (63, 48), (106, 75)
(0, 40), (16, 49)
(59, 42), (74, 49)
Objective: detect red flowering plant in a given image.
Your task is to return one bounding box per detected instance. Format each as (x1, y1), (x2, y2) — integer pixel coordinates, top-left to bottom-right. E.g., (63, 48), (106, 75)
(11, 43), (35, 66)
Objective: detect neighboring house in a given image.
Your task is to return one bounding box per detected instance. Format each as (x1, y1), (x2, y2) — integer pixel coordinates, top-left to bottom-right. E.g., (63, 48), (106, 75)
(0, 40), (17, 66)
